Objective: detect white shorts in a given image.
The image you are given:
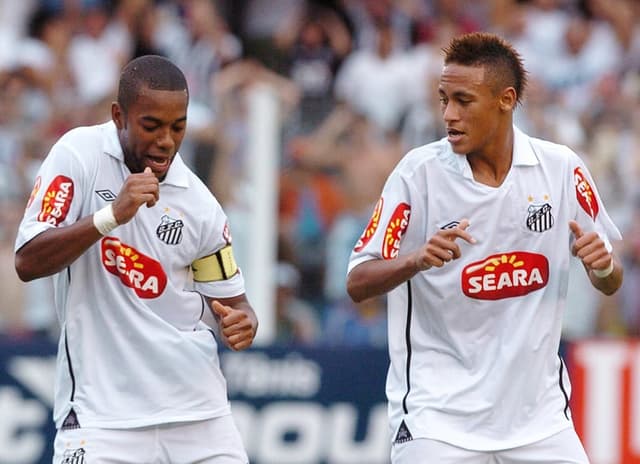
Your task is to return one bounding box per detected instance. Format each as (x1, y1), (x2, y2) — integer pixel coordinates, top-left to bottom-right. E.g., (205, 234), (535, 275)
(391, 427), (590, 464)
(53, 414), (248, 464)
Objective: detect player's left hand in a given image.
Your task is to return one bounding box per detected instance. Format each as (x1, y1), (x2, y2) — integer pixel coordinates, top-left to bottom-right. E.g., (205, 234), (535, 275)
(211, 300), (258, 351)
(569, 220), (612, 272)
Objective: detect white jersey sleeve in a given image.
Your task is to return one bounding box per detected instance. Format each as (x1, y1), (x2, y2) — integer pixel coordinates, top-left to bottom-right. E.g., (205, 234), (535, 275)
(192, 192), (245, 299)
(567, 150), (622, 251)
(347, 152), (419, 274)
(15, 129), (95, 251)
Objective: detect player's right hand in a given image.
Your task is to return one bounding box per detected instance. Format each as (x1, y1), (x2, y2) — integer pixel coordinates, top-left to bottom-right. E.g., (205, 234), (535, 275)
(111, 167), (159, 224)
(413, 218), (476, 271)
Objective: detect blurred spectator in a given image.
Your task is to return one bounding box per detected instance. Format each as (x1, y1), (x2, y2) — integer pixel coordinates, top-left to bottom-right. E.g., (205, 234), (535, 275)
(274, 261), (322, 345)
(617, 196), (640, 336)
(0, 200), (26, 334)
(209, 58), (300, 202)
(275, 4), (352, 134)
(67, 1), (129, 107)
(334, 21), (412, 132)
(341, 0), (413, 52)
(323, 295), (387, 348)
(236, 0), (305, 72)
(278, 153), (345, 305)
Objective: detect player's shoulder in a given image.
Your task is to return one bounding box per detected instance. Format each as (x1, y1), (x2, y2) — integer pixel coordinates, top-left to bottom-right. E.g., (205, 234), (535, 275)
(526, 132), (579, 165)
(395, 137), (449, 174)
(53, 121), (115, 165)
(57, 121), (110, 147)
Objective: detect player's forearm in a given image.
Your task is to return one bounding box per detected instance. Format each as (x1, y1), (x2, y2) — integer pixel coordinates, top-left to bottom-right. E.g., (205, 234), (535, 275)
(15, 215), (103, 281)
(347, 255), (419, 303)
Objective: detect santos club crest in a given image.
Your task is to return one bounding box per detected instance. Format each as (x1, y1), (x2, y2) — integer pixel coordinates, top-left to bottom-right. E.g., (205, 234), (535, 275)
(156, 214), (184, 245)
(526, 203), (554, 232)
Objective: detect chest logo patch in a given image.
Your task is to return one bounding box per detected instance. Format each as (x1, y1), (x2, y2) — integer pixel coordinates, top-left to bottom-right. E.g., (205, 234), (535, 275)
(101, 237), (167, 298)
(38, 175), (74, 226)
(462, 251), (549, 300)
(156, 215), (183, 245)
(354, 197), (383, 252)
(526, 203), (554, 232)
(574, 167), (599, 220)
(382, 202), (410, 259)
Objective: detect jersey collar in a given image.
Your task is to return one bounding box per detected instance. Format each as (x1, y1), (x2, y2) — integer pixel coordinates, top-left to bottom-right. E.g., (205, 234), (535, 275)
(512, 125), (539, 166)
(449, 125), (539, 179)
(102, 121), (189, 188)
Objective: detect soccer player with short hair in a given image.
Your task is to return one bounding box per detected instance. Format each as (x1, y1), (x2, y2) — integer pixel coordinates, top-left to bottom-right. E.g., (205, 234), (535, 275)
(347, 32), (622, 464)
(15, 55), (256, 464)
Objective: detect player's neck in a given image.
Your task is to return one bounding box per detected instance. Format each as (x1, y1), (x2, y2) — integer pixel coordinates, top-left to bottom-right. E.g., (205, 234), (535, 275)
(467, 130), (514, 188)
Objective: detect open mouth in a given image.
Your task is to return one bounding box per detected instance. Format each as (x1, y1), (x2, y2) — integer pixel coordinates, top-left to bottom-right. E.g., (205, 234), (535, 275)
(447, 128), (465, 143)
(146, 154), (170, 170)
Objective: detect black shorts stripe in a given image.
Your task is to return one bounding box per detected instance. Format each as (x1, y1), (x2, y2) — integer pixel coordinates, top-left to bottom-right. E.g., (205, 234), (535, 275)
(402, 280), (413, 414)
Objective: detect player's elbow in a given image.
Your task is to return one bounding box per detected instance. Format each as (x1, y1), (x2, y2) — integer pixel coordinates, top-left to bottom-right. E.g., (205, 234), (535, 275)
(15, 257), (34, 282)
(15, 252), (41, 282)
(346, 274), (367, 303)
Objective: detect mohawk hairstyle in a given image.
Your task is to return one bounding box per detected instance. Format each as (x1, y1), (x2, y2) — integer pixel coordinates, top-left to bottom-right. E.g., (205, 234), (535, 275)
(117, 55), (188, 113)
(443, 32), (528, 105)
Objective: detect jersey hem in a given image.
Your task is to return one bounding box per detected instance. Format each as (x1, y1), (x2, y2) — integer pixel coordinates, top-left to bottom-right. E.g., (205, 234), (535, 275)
(56, 406), (232, 430)
(405, 422), (573, 451)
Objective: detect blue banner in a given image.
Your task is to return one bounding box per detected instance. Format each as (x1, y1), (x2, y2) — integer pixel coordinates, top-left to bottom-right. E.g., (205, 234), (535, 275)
(0, 338), (390, 464)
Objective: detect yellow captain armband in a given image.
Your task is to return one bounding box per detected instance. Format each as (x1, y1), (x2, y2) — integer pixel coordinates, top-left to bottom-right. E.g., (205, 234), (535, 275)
(192, 245), (238, 282)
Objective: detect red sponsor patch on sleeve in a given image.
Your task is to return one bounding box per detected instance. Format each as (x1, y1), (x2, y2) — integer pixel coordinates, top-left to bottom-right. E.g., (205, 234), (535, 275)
(574, 167), (599, 220)
(26, 176), (42, 209)
(38, 175), (74, 226)
(382, 203), (411, 259)
(354, 197), (384, 252)
(223, 221), (232, 245)
(461, 251), (549, 300)
(101, 237), (168, 298)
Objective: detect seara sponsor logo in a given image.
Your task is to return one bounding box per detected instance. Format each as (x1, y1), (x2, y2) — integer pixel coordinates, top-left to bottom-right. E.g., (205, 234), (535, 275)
(101, 237), (167, 298)
(354, 198), (383, 252)
(382, 203), (410, 259)
(574, 167), (599, 220)
(37, 176), (74, 226)
(462, 251), (549, 300)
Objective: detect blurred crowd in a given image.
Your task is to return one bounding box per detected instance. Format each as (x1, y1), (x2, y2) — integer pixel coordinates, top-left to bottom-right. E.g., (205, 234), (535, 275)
(0, 0), (638, 345)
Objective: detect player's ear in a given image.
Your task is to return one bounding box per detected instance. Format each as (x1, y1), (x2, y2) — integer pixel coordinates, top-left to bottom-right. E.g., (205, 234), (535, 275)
(112, 102), (125, 129)
(499, 87), (517, 112)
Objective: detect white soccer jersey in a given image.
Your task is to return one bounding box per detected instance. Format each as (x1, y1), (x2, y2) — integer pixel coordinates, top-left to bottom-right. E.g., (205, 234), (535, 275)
(15, 121), (245, 429)
(347, 126), (621, 451)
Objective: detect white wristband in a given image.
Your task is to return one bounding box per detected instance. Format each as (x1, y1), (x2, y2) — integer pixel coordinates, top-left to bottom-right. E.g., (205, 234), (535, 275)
(93, 204), (119, 235)
(592, 259), (614, 278)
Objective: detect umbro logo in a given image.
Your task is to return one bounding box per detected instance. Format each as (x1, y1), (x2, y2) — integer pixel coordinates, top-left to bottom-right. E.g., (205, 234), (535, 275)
(440, 220), (460, 230)
(96, 189), (116, 201)
(394, 420), (413, 444)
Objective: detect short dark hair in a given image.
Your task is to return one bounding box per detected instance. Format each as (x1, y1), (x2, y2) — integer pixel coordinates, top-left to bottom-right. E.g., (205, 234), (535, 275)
(443, 32), (528, 105)
(117, 55), (188, 113)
